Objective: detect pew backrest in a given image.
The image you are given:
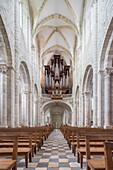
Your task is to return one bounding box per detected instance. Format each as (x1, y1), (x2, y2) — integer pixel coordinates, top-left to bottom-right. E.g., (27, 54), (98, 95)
(104, 141), (113, 170)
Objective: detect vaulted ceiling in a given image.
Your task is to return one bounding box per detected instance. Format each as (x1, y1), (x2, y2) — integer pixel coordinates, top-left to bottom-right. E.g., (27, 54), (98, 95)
(29, 0), (84, 65)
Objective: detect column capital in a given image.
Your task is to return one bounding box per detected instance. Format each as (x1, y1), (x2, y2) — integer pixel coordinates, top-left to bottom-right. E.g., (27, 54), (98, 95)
(0, 64), (8, 74)
(81, 92), (85, 96)
(34, 100), (39, 103)
(8, 66), (16, 71)
(97, 70), (104, 75)
(24, 91), (31, 94)
(84, 91), (92, 96)
(104, 67), (113, 76)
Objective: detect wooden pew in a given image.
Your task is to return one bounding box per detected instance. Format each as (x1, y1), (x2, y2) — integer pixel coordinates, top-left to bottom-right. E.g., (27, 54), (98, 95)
(0, 132), (32, 168)
(0, 125), (53, 149)
(86, 134), (113, 170)
(60, 126), (104, 152)
(76, 129), (113, 168)
(0, 125), (54, 168)
(0, 135), (18, 170)
(104, 141), (113, 170)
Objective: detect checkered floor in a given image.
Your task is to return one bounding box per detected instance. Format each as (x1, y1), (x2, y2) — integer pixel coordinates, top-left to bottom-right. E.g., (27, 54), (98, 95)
(17, 129), (85, 170)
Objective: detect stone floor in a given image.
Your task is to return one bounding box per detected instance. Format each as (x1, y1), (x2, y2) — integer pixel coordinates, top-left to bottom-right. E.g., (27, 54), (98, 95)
(17, 129), (85, 170)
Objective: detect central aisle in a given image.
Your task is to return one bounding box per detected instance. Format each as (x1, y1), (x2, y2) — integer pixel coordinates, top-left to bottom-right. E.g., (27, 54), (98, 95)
(17, 129), (84, 170)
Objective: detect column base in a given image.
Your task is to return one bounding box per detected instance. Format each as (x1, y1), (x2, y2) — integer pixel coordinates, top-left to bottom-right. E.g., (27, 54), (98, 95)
(91, 125), (98, 128)
(0, 125), (8, 128)
(104, 125), (112, 129)
(95, 125), (103, 128)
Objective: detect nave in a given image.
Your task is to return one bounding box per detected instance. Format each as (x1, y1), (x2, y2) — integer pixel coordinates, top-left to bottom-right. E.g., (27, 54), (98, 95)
(17, 129), (84, 170)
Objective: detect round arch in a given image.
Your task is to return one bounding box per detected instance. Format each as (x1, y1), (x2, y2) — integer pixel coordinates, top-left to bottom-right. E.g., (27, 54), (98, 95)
(42, 100), (73, 112)
(0, 15), (13, 127)
(82, 65), (93, 127)
(0, 15), (12, 64)
(99, 18), (113, 70)
(82, 65), (93, 93)
(19, 61), (31, 126)
(98, 18), (113, 128)
(41, 100), (72, 127)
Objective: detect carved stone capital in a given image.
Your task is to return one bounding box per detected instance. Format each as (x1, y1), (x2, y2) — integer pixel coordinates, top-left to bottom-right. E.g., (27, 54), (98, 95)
(24, 91), (31, 94)
(97, 70), (104, 75)
(84, 91), (92, 97)
(35, 100), (39, 103)
(81, 92), (85, 96)
(0, 64), (8, 74)
(104, 67), (113, 76)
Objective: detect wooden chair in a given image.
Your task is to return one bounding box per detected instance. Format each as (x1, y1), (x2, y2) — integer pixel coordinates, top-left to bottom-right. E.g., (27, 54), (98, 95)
(104, 141), (113, 170)
(0, 135), (18, 170)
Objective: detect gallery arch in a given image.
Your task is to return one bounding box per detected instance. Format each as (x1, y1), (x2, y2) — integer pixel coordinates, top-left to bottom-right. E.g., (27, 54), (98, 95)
(82, 65), (93, 127)
(19, 61), (31, 126)
(98, 18), (113, 128)
(0, 15), (12, 127)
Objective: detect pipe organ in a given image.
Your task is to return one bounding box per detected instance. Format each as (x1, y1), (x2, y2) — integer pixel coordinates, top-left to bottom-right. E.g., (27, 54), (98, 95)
(44, 55), (72, 99)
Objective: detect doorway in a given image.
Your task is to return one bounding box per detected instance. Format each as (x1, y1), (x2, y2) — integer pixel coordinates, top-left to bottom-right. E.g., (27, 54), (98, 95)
(52, 114), (63, 128)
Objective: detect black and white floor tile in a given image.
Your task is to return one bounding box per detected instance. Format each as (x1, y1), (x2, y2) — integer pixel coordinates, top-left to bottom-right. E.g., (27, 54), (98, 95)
(17, 129), (85, 170)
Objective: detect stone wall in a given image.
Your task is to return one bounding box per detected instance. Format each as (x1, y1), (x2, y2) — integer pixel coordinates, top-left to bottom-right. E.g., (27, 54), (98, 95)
(0, 0), (113, 127)
(74, 0), (113, 127)
(0, 0), (40, 127)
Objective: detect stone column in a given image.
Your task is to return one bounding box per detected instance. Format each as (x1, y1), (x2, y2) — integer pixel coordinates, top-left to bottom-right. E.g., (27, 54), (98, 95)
(25, 92), (28, 126)
(93, 73), (97, 127)
(38, 97), (41, 126)
(15, 71), (20, 127)
(72, 111), (75, 126)
(42, 111), (45, 125)
(32, 98), (36, 126)
(23, 91), (27, 126)
(35, 100), (39, 125)
(19, 92), (22, 126)
(28, 91), (32, 127)
(93, 0), (98, 127)
(71, 96), (76, 126)
(74, 101), (77, 126)
(85, 92), (91, 127)
(97, 70), (104, 127)
(37, 100), (40, 125)
(76, 101), (79, 126)
(0, 65), (8, 127)
(31, 85), (34, 126)
(81, 93), (85, 126)
(14, 0), (20, 127)
(10, 67), (15, 127)
(33, 100), (35, 126)
(104, 68), (113, 128)
(66, 116), (68, 124)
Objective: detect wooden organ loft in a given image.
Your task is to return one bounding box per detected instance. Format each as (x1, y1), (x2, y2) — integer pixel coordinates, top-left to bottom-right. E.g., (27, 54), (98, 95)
(43, 55), (72, 99)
